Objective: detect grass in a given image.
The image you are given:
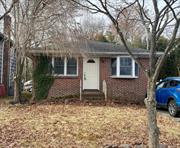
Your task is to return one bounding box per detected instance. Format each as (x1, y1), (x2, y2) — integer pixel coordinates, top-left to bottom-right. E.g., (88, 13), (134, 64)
(0, 100), (179, 147)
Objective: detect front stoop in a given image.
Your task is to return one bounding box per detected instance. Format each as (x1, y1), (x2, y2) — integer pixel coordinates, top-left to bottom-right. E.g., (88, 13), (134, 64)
(82, 90), (105, 103)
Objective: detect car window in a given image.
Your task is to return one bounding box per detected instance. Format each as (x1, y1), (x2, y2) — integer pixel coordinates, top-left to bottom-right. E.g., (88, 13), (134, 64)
(156, 80), (180, 89)
(177, 81), (180, 86)
(156, 81), (170, 89)
(168, 80), (180, 88)
(163, 81), (170, 88)
(156, 81), (166, 89)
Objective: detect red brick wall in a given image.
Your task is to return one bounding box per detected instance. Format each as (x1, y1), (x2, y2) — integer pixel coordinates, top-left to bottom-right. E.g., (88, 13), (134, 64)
(48, 56), (149, 104)
(100, 57), (148, 104)
(47, 57), (83, 99)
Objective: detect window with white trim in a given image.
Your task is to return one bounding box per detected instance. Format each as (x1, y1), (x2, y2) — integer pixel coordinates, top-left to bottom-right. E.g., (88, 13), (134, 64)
(67, 58), (77, 75)
(120, 57), (132, 75)
(52, 57), (78, 76)
(54, 57), (64, 75)
(111, 57), (139, 77)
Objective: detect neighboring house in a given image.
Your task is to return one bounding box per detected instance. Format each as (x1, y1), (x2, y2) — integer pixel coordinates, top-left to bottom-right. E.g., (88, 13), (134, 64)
(29, 41), (159, 103)
(0, 32), (16, 96)
(0, 33), (4, 84)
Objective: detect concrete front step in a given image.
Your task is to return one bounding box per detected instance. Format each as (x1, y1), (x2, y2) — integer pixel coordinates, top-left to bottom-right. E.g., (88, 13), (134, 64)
(83, 99), (106, 105)
(82, 90), (105, 100)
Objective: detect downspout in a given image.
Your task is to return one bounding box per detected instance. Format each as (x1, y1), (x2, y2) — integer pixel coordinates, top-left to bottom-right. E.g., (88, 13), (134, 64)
(8, 48), (12, 88)
(0, 40), (4, 84)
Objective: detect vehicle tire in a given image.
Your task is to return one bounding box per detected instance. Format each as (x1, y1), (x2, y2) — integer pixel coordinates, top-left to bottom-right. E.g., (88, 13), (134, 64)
(168, 100), (178, 117)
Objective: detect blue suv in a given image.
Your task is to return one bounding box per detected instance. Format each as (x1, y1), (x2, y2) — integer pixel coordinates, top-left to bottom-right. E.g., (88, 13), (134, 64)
(156, 77), (180, 117)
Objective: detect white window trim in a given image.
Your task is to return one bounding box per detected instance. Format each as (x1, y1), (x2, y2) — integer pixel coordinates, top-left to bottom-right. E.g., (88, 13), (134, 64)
(52, 57), (78, 77)
(111, 56), (138, 78)
(64, 57), (67, 76)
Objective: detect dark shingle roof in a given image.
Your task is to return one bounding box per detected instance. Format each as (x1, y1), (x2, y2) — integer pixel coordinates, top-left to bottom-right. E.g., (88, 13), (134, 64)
(29, 40), (163, 57)
(79, 40), (149, 54)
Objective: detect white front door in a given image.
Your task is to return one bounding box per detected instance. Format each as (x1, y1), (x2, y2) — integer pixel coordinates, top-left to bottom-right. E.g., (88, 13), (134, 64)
(83, 58), (99, 90)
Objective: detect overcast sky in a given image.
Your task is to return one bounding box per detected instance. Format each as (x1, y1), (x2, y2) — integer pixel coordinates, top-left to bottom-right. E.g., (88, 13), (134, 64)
(0, 0), (179, 37)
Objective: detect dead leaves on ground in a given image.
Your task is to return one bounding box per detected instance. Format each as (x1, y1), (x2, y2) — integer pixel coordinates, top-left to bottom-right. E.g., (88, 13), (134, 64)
(0, 103), (179, 147)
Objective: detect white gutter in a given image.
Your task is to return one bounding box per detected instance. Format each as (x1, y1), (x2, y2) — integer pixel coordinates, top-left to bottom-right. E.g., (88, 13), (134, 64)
(28, 49), (163, 55)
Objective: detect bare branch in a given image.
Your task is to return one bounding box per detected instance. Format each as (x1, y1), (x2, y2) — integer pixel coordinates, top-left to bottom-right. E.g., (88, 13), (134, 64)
(136, 0), (152, 28)
(163, 0), (179, 21)
(152, 0), (159, 15)
(156, 13), (169, 39)
(154, 18), (180, 81)
(70, 0), (148, 74)
(116, 0), (137, 21)
(70, 0), (106, 14)
(0, 0), (18, 20)
(0, 0), (7, 10)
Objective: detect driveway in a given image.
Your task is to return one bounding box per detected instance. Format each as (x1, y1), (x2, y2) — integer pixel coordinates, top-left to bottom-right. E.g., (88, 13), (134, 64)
(157, 109), (180, 122)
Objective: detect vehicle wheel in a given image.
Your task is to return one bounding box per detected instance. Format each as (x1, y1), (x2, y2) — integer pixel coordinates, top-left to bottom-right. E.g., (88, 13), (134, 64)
(168, 100), (178, 117)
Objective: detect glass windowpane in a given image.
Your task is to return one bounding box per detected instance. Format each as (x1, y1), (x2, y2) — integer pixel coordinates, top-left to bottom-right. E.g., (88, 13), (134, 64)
(111, 58), (117, 75)
(120, 57), (132, 75)
(54, 58), (64, 74)
(67, 58), (77, 75)
(135, 62), (139, 76)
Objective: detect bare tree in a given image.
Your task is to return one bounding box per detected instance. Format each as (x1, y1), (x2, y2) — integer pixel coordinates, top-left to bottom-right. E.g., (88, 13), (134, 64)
(11, 0), (80, 103)
(12, 0), (49, 103)
(70, 0), (180, 147)
(0, 0), (18, 20)
(80, 12), (106, 39)
(110, 5), (144, 43)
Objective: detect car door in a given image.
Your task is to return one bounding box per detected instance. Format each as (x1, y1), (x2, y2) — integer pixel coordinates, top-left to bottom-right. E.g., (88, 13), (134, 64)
(159, 81), (170, 105)
(156, 81), (166, 104)
(161, 80), (178, 104)
(156, 81), (170, 105)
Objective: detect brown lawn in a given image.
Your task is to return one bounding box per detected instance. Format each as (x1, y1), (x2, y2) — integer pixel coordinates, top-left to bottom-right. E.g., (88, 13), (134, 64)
(0, 101), (180, 147)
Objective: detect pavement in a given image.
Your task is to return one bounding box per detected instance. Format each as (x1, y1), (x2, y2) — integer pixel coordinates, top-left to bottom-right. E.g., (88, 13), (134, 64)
(157, 109), (180, 122)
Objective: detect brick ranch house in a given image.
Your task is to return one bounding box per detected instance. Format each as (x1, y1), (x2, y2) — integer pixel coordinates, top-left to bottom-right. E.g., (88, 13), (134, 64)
(29, 41), (161, 103)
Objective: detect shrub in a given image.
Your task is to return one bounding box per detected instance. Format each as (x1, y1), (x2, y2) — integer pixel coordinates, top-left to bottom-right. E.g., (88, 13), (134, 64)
(33, 56), (54, 100)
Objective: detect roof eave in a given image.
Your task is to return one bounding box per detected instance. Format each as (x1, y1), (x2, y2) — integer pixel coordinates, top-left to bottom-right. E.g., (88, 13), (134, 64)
(27, 50), (163, 58)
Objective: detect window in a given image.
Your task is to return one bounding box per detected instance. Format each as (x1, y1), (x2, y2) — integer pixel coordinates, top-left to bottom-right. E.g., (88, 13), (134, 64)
(164, 81), (170, 88)
(135, 62), (139, 76)
(111, 58), (117, 76)
(67, 58), (77, 75)
(120, 57), (132, 75)
(87, 59), (95, 63)
(168, 80), (180, 88)
(156, 80), (180, 89)
(111, 56), (139, 78)
(54, 58), (64, 75)
(52, 57), (78, 76)
(156, 81), (166, 89)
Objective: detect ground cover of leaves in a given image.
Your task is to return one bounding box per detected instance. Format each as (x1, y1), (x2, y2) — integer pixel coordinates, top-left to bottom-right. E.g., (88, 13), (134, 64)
(0, 101), (180, 147)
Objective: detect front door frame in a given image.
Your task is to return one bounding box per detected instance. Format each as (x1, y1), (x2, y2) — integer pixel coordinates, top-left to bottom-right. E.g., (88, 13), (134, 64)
(83, 57), (100, 90)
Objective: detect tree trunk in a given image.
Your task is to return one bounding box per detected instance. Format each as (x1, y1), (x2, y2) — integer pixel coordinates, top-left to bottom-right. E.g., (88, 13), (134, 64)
(13, 74), (21, 103)
(145, 78), (160, 148)
(13, 56), (24, 104)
